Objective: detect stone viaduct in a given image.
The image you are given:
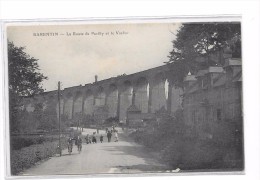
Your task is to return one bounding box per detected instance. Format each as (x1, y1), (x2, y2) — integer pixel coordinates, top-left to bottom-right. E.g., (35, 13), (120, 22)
(22, 64), (182, 124)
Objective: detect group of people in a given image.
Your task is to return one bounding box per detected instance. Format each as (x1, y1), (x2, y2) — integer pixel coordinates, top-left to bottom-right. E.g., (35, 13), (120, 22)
(85, 129), (118, 144)
(67, 127), (119, 154)
(106, 129), (118, 142)
(67, 136), (82, 154)
(85, 132), (99, 144)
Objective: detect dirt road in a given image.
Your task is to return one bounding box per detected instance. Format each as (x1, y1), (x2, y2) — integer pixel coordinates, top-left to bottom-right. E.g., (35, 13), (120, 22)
(21, 131), (170, 175)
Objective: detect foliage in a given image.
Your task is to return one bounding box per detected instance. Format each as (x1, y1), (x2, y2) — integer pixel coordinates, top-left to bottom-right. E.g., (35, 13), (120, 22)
(8, 41), (47, 97)
(61, 114), (71, 128)
(11, 137), (67, 175)
(12, 101), (61, 133)
(104, 116), (119, 126)
(11, 135), (56, 150)
(160, 133), (243, 170)
(38, 103), (58, 130)
(81, 114), (94, 127)
(129, 112), (184, 149)
(167, 23), (241, 87)
(129, 110), (243, 170)
(8, 41), (47, 133)
(10, 110), (38, 133)
(161, 137), (225, 169)
(72, 112), (84, 127)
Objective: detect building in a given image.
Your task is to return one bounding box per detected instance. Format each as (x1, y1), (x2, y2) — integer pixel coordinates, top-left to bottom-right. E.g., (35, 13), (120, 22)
(183, 57), (242, 138)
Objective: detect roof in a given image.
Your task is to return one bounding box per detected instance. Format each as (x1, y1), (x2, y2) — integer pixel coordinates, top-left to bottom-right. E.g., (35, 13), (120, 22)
(224, 58), (242, 67)
(207, 66), (224, 73)
(184, 57), (242, 94)
(196, 66), (224, 77)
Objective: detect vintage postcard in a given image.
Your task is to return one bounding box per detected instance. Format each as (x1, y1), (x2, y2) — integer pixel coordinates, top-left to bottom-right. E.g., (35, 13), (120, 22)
(4, 18), (243, 177)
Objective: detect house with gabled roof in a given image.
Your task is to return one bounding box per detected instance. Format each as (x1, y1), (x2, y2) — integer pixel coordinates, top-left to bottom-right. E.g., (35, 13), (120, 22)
(183, 57), (242, 139)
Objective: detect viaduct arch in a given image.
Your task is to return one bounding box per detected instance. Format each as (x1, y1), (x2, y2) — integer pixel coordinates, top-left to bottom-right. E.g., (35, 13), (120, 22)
(22, 64), (183, 124)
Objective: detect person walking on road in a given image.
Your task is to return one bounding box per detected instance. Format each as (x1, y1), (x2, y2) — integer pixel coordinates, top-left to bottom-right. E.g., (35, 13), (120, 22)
(112, 126), (115, 132)
(67, 137), (73, 154)
(76, 136), (82, 152)
(114, 130), (119, 142)
(92, 132), (97, 143)
(85, 134), (90, 144)
(107, 130), (112, 142)
(100, 134), (104, 143)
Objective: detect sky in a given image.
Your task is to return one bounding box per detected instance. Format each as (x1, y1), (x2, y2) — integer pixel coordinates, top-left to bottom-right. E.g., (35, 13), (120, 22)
(7, 22), (181, 91)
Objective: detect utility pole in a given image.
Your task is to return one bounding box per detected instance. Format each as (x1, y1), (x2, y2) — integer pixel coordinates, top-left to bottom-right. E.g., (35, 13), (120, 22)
(77, 115), (79, 131)
(58, 81), (61, 157)
(81, 97), (84, 132)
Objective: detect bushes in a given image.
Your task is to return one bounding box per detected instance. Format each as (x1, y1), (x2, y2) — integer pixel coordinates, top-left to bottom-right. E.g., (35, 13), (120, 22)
(104, 117), (119, 126)
(129, 114), (186, 150)
(129, 130), (160, 149)
(160, 137), (243, 170)
(160, 138), (224, 170)
(11, 138), (67, 175)
(129, 112), (243, 171)
(11, 135), (57, 150)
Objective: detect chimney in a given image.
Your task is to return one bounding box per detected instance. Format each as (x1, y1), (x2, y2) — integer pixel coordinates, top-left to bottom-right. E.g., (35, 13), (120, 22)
(95, 75), (98, 82)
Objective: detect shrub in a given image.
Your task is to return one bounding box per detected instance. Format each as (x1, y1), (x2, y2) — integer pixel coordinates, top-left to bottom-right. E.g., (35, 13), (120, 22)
(104, 117), (119, 126)
(160, 137), (242, 170)
(11, 137), (67, 175)
(129, 110), (243, 171)
(11, 135), (57, 150)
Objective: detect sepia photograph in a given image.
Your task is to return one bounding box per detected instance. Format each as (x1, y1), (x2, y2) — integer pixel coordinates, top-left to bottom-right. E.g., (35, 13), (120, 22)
(5, 20), (243, 176)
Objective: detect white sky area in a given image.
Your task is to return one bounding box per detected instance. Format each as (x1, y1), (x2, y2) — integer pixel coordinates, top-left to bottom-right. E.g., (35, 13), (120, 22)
(7, 23), (181, 91)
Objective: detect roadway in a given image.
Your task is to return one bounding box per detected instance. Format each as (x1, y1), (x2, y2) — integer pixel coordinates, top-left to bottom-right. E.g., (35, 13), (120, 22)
(21, 128), (171, 175)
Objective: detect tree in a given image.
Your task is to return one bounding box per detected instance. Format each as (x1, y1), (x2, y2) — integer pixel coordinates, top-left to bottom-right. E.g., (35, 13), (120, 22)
(167, 23), (241, 87)
(8, 41), (47, 132)
(104, 116), (119, 126)
(82, 114), (94, 127)
(33, 102), (58, 131)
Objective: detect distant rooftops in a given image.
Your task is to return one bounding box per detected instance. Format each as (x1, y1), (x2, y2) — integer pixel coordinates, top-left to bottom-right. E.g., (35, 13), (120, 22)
(196, 67), (224, 78)
(184, 58), (242, 93)
(224, 58), (242, 67)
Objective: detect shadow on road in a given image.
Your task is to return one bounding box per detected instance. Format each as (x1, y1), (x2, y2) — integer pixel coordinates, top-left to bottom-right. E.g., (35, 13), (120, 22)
(100, 143), (170, 172)
(115, 164), (170, 172)
(61, 153), (78, 157)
